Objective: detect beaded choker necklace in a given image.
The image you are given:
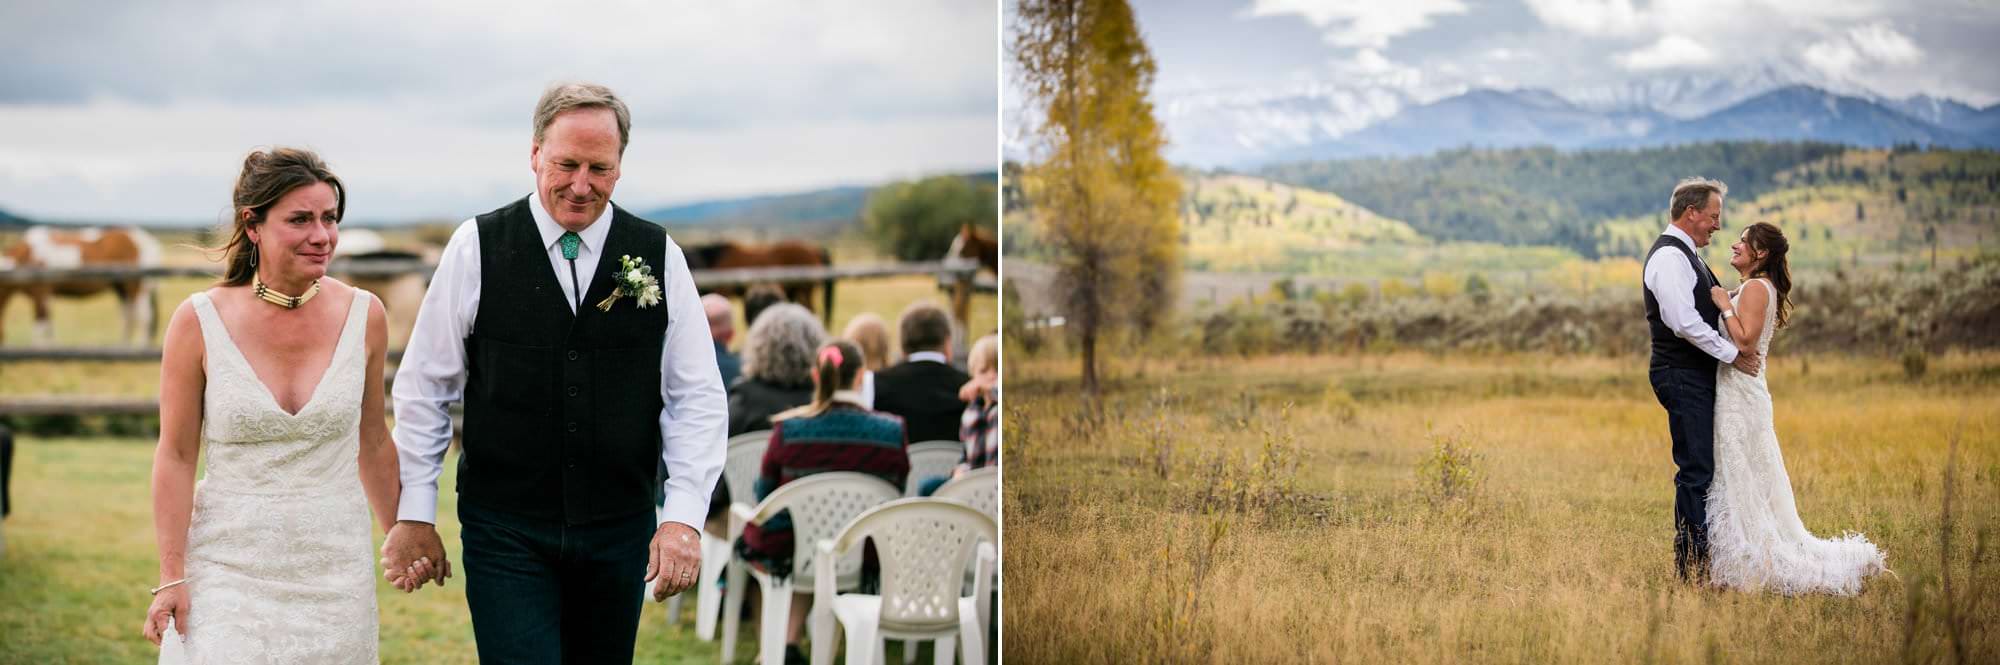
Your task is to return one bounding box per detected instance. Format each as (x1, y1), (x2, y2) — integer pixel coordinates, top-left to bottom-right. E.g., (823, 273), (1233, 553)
(253, 274), (320, 309)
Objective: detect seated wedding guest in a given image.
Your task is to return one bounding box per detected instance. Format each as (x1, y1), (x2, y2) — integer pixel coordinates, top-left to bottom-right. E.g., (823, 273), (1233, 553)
(712, 304), (825, 534)
(841, 312), (894, 409)
(738, 339), (908, 665)
(916, 333), (1000, 496)
(703, 294), (741, 391)
(727, 303), (824, 436)
(743, 283), (787, 328)
(873, 302), (971, 444)
(956, 334), (1000, 475)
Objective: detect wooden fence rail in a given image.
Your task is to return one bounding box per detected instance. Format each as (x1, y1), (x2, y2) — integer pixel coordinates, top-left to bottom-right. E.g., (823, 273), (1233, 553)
(0, 396), (465, 421)
(0, 259), (981, 288)
(1, 260), (994, 418)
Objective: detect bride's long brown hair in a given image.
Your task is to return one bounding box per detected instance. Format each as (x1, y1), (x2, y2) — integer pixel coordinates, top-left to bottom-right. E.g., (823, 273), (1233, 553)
(211, 147), (345, 286)
(1743, 222), (1793, 328)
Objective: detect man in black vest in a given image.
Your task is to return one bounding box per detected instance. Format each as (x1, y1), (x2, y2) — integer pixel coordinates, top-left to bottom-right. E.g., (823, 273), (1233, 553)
(386, 83), (727, 664)
(1643, 177), (1762, 584)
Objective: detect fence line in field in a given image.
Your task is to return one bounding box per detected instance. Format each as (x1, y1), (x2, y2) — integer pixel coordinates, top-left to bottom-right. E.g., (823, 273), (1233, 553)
(0, 395), (465, 422)
(1, 260), (994, 416)
(0, 259), (983, 288)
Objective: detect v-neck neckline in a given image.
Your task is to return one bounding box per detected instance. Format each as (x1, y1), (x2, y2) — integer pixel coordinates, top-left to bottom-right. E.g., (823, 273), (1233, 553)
(202, 289), (361, 418)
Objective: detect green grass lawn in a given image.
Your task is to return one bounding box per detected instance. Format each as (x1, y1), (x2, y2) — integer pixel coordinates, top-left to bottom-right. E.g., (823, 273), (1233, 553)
(0, 439), (735, 664)
(1, 439), (972, 664)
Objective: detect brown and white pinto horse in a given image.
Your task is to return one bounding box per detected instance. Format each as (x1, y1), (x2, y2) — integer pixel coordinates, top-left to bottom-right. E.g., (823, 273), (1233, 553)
(684, 240), (835, 321)
(0, 226), (161, 345)
(946, 223), (998, 274)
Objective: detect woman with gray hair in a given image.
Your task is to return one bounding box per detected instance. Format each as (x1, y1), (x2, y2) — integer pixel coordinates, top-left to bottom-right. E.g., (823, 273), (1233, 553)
(727, 303), (828, 437)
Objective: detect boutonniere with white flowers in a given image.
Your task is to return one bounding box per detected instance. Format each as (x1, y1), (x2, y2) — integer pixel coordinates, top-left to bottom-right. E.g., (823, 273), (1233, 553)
(596, 254), (663, 311)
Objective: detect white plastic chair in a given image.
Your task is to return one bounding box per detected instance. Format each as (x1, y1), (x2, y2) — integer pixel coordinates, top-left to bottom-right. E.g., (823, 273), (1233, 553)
(930, 467), (997, 522)
(904, 441), (965, 497)
(723, 472), (903, 665)
(656, 430), (770, 638)
(810, 499), (998, 665)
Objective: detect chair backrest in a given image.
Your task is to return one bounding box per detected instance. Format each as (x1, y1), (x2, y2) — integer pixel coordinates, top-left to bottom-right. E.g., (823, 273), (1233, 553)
(724, 430), (771, 506)
(829, 498), (997, 633)
(930, 466), (997, 521)
(754, 471), (902, 583)
(904, 440), (966, 496)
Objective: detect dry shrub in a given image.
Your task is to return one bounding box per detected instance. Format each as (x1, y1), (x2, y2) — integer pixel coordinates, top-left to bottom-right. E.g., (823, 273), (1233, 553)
(1142, 514), (1232, 662)
(1416, 426), (1483, 511)
(1322, 384), (1359, 424)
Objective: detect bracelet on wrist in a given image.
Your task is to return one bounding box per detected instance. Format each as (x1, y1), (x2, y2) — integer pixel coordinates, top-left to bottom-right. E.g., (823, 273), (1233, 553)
(150, 578), (189, 596)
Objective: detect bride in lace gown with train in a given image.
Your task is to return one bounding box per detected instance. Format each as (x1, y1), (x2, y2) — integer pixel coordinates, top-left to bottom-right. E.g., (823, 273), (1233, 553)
(144, 148), (405, 662)
(1703, 222), (1887, 595)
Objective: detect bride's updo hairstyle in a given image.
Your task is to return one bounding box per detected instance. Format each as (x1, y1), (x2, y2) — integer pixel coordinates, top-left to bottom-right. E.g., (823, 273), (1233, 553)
(1743, 221), (1792, 328)
(215, 147), (345, 286)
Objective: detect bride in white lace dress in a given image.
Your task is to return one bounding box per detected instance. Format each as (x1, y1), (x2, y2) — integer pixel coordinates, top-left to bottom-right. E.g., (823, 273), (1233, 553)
(1704, 222), (1887, 595)
(144, 148), (404, 663)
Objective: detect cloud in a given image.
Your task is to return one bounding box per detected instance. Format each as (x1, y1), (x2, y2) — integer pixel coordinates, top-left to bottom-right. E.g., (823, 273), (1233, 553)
(1520, 0), (1648, 37)
(1241, 0), (1470, 49)
(0, 99), (996, 224)
(1616, 35), (1720, 70)
(0, 1), (998, 221)
(1802, 22), (1923, 77)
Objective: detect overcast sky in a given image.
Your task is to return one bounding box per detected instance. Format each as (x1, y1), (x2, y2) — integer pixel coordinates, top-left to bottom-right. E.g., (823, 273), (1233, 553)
(1133, 0), (2000, 102)
(0, 1), (998, 224)
(1007, 0), (2000, 157)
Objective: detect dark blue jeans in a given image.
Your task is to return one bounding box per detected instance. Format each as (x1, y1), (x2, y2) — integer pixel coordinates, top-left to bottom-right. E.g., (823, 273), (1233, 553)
(1650, 365), (1716, 581)
(459, 502), (655, 665)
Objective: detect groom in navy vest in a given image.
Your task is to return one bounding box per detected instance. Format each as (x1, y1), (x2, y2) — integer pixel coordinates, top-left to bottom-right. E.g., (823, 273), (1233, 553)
(385, 83), (727, 663)
(1643, 177), (1762, 583)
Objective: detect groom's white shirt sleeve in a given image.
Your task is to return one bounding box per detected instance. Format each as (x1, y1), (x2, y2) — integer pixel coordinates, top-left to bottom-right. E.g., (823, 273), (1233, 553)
(390, 219), (481, 525)
(653, 234), (728, 531)
(1643, 225), (1738, 364)
(390, 202), (728, 530)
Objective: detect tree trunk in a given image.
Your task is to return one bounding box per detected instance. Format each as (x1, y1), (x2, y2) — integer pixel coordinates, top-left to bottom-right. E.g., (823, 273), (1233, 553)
(1080, 327), (1098, 394)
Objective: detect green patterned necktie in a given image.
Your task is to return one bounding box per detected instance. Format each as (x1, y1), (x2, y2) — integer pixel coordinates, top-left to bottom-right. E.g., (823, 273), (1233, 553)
(558, 231), (581, 260)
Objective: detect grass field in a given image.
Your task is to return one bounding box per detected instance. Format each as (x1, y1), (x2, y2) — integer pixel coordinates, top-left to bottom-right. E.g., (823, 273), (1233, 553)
(0, 240), (996, 662)
(1002, 351), (1998, 663)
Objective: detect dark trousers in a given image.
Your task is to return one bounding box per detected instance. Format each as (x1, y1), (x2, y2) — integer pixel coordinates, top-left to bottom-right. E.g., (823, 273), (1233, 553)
(459, 502), (655, 665)
(1650, 366), (1716, 581)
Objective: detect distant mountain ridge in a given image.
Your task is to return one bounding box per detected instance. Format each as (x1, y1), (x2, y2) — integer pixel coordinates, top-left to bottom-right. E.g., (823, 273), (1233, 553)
(1625, 85), (1990, 150)
(1160, 71), (2000, 167)
(0, 206), (31, 228)
(639, 171), (996, 228)
(1271, 85), (1997, 165)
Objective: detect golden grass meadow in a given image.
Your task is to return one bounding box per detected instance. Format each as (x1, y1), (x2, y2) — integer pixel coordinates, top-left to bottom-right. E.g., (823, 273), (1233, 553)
(1002, 351), (1998, 663)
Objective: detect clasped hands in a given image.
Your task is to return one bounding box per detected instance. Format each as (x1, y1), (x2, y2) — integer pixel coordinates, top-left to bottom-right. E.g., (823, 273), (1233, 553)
(378, 520), (703, 601)
(380, 521), (451, 592)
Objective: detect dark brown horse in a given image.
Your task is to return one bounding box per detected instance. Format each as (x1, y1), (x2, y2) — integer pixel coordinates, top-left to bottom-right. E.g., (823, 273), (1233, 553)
(684, 240), (835, 322)
(947, 223), (998, 274)
(0, 226), (161, 346)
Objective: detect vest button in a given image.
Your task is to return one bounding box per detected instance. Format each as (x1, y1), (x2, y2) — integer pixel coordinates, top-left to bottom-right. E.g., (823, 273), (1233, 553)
(567, 386), (580, 397)
(566, 422), (579, 433)
(567, 350), (580, 361)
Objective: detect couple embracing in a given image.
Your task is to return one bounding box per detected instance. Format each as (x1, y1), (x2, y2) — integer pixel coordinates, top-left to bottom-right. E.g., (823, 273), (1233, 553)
(142, 83), (728, 664)
(1645, 177), (1888, 594)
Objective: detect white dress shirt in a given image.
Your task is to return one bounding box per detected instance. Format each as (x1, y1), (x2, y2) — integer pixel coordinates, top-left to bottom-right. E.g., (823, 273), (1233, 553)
(1642, 225), (1738, 364)
(906, 351), (950, 365)
(391, 190), (728, 530)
